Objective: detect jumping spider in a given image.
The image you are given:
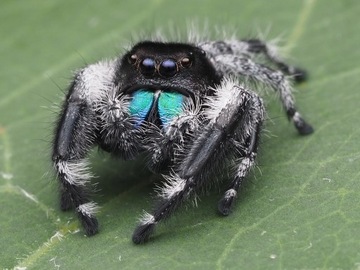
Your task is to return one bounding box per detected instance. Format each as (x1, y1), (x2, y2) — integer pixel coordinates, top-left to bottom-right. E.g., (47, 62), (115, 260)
(52, 36), (313, 244)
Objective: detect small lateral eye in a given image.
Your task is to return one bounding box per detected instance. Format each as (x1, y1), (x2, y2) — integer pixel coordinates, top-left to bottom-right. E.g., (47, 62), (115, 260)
(128, 54), (138, 64)
(140, 58), (156, 76)
(180, 57), (192, 68)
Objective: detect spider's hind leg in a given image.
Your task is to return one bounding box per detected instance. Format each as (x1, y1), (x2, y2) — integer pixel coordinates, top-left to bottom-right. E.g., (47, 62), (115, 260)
(199, 39), (313, 135)
(241, 38), (308, 83)
(199, 39), (307, 83)
(212, 54), (313, 135)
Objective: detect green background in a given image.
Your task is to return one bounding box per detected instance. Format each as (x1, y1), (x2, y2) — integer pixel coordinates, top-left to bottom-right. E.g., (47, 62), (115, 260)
(1, 0), (359, 269)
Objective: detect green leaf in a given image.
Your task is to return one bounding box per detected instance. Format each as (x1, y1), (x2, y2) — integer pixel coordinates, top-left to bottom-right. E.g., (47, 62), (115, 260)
(1, 0), (360, 269)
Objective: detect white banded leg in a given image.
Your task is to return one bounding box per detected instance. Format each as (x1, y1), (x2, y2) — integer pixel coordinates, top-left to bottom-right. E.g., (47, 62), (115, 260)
(199, 39), (307, 82)
(132, 79), (266, 244)
(132, 174), (195, 244)
(218, 153), (257, 215)
(212, 55), (313, 135)
(54, 159), (99, 235)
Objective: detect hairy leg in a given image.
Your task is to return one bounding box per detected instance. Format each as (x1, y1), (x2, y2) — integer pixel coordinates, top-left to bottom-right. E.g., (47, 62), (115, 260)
(132, 79), (265, 243)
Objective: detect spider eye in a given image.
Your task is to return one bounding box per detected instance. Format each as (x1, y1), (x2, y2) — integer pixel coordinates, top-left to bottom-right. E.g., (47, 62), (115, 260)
(180, 57), (192, 68)
(140, 58), (156, 76)
(159, 59), (178, 77)
(128, 54), (138, 65)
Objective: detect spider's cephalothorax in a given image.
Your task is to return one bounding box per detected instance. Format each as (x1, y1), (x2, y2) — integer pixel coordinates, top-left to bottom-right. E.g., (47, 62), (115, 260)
(52, 37), (313, 244)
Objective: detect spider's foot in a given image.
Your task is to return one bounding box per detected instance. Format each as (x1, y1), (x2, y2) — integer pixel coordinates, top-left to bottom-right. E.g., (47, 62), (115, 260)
(132, 212), (157, 244)
(294, 118), (314, 135)
(218, 189), (237, 216)
(132, 222), (156, 244)
(290, 111), (314, 136)
(79, 215), (99, 236)
(60, 193), (73, 211)
(292, 67), (308, 84)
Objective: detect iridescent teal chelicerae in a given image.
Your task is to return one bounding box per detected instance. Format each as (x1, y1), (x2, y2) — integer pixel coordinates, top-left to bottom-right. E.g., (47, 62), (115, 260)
(129, 89), (184, 126)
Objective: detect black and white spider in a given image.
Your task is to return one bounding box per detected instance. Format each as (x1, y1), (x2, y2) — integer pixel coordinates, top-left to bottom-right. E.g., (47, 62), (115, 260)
(52, 35), (313, 244)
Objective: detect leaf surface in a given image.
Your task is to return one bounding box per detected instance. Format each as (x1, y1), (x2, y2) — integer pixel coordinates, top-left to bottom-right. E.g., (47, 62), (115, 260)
(1, 0), (359, 269)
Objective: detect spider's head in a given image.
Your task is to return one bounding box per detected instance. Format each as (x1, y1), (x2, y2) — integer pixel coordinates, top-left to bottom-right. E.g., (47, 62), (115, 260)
(116, 41), (220, 97)
(127, 43), (193, 79)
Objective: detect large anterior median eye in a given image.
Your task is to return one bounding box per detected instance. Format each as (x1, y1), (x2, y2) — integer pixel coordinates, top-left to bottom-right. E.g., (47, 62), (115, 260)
(159, 59), (177, 77)
(140, 58), (156, 76)
(129, 90), (154, 125)
(158, 92), (184, 126)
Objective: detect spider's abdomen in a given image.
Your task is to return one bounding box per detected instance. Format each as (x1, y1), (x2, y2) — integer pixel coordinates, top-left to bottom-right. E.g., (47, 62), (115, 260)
(129, 89), (185, 127)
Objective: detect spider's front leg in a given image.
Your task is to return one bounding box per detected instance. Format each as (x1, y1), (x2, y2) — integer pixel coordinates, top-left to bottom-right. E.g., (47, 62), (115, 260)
(132, 79), (265, 244)
(52, 61), (116, 235)
(53, 91), (99, 235)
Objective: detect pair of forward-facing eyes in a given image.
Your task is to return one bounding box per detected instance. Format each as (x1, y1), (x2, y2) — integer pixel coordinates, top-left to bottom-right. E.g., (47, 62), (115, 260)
(127, 53), (193, 77)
